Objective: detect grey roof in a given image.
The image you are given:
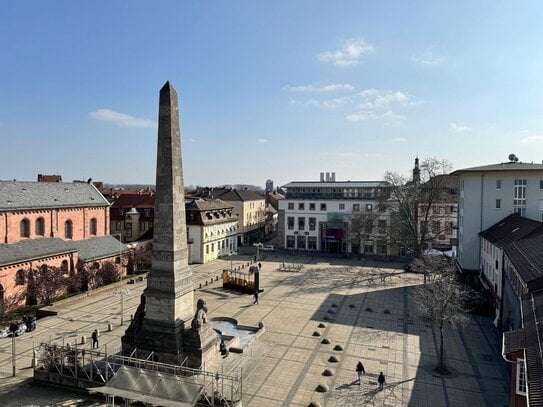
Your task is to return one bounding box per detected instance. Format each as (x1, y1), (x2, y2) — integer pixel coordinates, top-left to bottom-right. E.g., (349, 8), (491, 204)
(0, 181), (110, 211)
(186, 198), (234, 211)
(72, 236), (129, 262)
(479, 214), (543, 248)
(0, 238), (77, 267)
(504, 232), (543, 286)
(451, 161), (543, 175)
(209, 188), (264, 202)
(282, 181), (387, 188)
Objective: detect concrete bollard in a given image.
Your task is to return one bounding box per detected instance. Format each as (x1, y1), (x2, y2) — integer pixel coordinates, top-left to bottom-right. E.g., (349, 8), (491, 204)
(81, 336), (87, 344)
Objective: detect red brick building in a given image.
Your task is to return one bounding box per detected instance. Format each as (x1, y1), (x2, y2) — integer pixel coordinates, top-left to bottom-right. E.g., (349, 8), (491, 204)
(0, 181), (128, 313)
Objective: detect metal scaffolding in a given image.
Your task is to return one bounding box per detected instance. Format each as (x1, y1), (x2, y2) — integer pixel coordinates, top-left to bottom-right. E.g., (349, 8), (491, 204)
(34, 343), (242, 406)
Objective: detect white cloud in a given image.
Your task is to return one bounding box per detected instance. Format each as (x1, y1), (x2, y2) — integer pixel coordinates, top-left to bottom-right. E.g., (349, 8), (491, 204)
(391, 137), (406, 142)
(90, 109), (156, 128)
(346, 89), (413, 122)
(289, 96), (352, 109)
(317, 39), (375, 66)
(283, 83), (354, 92)
(410, 50), (443, 67)
(359, 89), (410, 109)
(257, 138), (269, 144)
(521, 135), (543, 144)
(450, 122), (472, 133)
(346, 110), (404, 122)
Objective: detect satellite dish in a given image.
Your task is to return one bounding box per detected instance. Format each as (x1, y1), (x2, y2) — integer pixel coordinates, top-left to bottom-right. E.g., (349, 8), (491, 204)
(508, 153), (518, 162)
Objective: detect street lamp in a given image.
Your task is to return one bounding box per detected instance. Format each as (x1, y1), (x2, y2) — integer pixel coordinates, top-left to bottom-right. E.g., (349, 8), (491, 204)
(112, 233), (125, 326)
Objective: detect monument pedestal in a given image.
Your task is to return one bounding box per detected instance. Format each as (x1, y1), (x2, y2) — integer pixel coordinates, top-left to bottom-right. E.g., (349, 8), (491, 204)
(184, 324), (219, 369)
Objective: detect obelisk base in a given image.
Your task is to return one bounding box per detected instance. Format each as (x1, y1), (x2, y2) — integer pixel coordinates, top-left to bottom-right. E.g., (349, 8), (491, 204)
(184, 324), (219, 369)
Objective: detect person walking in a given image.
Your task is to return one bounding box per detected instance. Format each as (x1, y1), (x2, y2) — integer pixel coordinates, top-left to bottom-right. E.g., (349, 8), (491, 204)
(378, 372), (386, 391)
(91, 329), (99, 349)
(355, 361), (365, 385)
(258, 262), (262, 270)
(253, 290), (259, 305)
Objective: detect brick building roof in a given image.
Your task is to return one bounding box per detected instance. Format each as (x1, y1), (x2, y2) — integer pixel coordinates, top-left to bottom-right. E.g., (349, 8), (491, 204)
(192, 187), (264, 202)
(0, 181), (110, 211)
(72, 235), (129, 262)
(110, 194), (155, 221)
(37, 174), (62, 182)
(0, 238), (77, 267)
(186, 198), (236, 226)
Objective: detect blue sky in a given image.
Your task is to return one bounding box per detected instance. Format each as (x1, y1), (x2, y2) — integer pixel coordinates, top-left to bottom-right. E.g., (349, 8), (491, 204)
(1, 1), (542, 187)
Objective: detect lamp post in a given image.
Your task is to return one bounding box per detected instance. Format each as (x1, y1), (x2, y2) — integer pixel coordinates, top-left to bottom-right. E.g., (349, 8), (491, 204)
(11, 331), (15, 377)
(112, 233), (124, 326)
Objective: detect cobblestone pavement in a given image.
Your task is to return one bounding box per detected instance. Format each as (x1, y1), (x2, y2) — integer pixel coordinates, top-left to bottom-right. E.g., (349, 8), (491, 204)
(0, 254), (510, 406)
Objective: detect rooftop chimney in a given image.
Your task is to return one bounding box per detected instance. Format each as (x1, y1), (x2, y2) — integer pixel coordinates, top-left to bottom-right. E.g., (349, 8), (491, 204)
(331, 172), (336, 182)
(320, 172), (325, 182)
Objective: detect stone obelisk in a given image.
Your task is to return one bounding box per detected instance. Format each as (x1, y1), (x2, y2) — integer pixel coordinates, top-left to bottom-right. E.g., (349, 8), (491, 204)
(122, 81), (197, 365)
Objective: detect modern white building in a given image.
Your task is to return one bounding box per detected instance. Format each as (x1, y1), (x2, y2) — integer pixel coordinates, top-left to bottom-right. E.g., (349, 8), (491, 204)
(278, 173), (391, 254)
(451, 159), (543, 273)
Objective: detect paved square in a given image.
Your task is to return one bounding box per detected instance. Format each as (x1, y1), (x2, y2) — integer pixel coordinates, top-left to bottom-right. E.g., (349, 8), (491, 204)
(0, 256), (510, 406)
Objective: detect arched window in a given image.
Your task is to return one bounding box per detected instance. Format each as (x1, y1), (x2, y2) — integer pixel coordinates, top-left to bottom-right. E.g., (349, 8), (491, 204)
(90, 218), (97, 235)
(20, 219), (30, 238)
(35, 217), (45, 236)
(64, 220), (73, 239)
(15, 270), (25, 286)
(60, 260), (69, 272)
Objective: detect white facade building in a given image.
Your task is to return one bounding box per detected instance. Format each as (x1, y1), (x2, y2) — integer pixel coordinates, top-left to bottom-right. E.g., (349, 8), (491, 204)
(278, 174), (390, 254)
(186, 198), (239, 264)
(452, 160), (543, 272)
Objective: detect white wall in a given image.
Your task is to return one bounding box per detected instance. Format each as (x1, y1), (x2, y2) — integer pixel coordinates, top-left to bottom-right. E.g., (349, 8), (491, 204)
(458, 171), (543, 270)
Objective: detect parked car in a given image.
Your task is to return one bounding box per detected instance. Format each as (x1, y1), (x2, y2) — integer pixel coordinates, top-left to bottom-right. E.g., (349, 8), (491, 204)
(262, 245), (275, 252)
(22, 315), (36, 332)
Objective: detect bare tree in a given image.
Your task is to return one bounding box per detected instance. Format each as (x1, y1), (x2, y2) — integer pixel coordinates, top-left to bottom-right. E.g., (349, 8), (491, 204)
(97, 261), (119, 285)
(131, 247), (152, 274)
(384, 158), (456, 259)
(413, 256), (470, 374)
(349, 210), (381, 254)
(26, 265), (68, 306)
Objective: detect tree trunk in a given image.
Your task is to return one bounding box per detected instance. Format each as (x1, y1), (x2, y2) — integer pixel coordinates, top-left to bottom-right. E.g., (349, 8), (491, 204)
(437, 324), (446, 373)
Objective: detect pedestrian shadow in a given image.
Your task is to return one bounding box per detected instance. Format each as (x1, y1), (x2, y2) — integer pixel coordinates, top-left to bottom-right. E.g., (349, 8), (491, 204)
(335, 379), (359, 390)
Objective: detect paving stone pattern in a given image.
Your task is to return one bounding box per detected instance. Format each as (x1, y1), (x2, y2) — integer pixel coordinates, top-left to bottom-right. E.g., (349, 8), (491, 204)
(0, 255), (509, 406)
